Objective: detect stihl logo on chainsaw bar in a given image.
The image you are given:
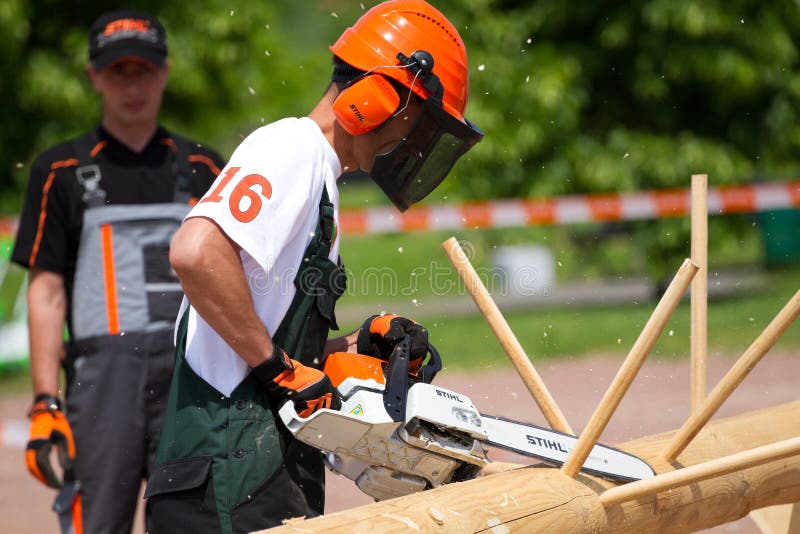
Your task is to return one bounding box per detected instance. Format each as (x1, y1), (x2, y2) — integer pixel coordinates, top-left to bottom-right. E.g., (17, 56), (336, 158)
(435, 389), (463, 403)
(526, 434), (568, 453)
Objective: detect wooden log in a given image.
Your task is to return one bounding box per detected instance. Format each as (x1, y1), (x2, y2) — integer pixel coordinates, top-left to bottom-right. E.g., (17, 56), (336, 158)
(441, 237), (573, 434)
(663, 288), (800, 461)
(691, 173), (708, 413)
(561, 258), (698, 478)
(260, 401), (800, 533)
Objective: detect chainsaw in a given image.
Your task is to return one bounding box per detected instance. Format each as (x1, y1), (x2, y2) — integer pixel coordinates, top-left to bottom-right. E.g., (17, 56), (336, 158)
(279, 335), (655, 501)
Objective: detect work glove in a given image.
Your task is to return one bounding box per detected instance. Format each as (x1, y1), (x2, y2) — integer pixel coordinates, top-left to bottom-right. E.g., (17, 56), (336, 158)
(25, 394), (76, 489)
(253, 343), (341, 418)
(357, 314), (429, 371)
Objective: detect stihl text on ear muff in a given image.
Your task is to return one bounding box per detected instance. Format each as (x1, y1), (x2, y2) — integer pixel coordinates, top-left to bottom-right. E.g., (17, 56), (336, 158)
(333, 75), (401, 135)
(333, 50), (443, 136)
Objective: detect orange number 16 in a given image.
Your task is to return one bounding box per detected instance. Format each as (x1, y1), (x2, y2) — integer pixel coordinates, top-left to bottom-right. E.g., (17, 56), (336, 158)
(200, 166), (273, 223)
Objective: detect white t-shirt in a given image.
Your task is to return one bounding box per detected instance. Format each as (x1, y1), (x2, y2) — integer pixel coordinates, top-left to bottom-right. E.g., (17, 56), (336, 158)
(177, 117), (342, 396)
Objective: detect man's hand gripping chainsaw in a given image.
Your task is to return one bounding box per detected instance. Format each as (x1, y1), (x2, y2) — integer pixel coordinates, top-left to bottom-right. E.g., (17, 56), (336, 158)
(278, 336), (655, 501)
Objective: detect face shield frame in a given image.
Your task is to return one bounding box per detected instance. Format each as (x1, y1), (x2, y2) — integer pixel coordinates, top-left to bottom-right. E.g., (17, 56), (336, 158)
(369, 98), (484, 212)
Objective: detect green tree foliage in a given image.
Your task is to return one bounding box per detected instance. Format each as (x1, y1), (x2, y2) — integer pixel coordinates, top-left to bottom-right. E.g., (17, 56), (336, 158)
(2, 0), (365, 211)
(3, 1), (799, 278)
(436, 0), (800, 197)
(433, 0), (800, 281)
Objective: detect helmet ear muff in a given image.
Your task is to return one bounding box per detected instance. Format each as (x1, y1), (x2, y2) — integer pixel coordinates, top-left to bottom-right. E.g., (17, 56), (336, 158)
(333, 75), (401, 135)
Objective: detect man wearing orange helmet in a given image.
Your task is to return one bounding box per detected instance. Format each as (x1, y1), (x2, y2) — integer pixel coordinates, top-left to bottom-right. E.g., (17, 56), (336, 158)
(145, 1), (482, 531)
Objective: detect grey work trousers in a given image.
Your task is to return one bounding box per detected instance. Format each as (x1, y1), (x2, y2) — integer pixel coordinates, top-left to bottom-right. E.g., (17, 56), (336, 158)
(65, 329), (174, 534)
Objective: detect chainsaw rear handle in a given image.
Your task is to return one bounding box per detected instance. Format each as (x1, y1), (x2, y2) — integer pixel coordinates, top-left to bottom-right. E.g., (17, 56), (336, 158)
(383, 334), (411, 422)
(382, 335), (442, 422)
(418, 342), (442, 384)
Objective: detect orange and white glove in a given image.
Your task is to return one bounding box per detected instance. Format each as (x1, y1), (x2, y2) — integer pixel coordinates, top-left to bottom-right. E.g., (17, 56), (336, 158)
(25, 394), (76, 488)
(253, 344), (341, 418)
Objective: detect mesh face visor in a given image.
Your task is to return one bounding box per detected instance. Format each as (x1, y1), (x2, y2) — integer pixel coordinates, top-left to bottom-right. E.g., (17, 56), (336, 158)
(369, 99), (484, 212)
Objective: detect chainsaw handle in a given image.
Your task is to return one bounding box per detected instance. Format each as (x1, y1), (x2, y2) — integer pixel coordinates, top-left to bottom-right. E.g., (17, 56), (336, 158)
(382, 335), (442, 420)
(418, 343), (442, 384)
(382, 334), (411, 422)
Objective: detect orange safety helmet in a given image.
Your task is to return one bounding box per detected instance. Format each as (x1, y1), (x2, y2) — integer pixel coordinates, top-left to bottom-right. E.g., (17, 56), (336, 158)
(330, 0), (470, 124)
(330, 0), (483, 212)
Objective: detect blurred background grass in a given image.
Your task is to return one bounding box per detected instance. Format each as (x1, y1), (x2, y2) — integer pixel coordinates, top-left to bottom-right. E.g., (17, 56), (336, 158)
(2, 180), (797, 386)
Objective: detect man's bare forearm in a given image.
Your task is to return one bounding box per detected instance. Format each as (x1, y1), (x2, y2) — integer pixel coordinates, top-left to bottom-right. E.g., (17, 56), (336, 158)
(27, 268), (67, 397)
(323, 329), (359, 357)
(170, 217), (275, 367)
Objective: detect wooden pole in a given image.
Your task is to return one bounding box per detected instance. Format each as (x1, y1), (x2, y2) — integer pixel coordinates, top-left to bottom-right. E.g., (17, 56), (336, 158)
(561, 258), (698, 478)
(663, 288), (800, 461)
(261, 401), (800, 534)
(601, 436), (800, 506)
(441, 237), (573, 434)
(691, 173), (708, 414)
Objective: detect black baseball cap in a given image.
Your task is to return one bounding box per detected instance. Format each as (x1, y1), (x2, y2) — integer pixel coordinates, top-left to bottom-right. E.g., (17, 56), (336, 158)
(88, 10), (167, 70)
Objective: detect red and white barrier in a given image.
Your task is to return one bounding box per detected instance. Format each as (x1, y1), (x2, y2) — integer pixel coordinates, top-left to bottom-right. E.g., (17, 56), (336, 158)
(1, 180), (798, 238)
(0, 417), (27, 449)
(340, 180), (800, 235)
(0, 217), (17, 240)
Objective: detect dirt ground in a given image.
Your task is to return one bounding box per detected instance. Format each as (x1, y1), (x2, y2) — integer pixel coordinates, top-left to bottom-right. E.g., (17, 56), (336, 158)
(1, 350), (797, 533)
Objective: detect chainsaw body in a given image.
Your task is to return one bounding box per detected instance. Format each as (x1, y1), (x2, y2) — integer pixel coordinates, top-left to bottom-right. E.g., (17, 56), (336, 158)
(279, 337), (655, 501)
(279, 377), (488, 500)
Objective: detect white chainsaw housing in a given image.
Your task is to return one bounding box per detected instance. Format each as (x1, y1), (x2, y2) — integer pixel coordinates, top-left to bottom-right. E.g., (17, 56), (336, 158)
(278, 378), (490, 500)
(279, 375), (655, 501)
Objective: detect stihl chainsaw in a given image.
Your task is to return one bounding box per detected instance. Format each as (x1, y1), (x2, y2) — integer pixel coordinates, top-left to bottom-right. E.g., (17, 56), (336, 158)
(279, 335), (654, 501)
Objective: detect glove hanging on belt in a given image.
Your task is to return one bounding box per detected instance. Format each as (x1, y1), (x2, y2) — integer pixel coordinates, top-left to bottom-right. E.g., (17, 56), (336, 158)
(357, 314), (429, 372)
(253, 343), (341, 418)
(25, 394), (76, 489)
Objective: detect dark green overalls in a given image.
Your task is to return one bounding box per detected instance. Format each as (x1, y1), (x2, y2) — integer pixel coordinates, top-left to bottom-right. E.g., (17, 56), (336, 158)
(145, 188), (346, 534)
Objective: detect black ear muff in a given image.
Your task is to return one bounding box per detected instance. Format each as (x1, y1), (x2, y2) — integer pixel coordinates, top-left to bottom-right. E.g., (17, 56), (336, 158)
(333, 75), (401, 135)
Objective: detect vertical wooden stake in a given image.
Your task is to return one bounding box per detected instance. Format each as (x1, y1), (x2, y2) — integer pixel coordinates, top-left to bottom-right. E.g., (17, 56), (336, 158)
(561, 259), (698, 478)
(691, 174), (708, 414)
(441, 237), (573, 434)
(663, 288), (800, 462)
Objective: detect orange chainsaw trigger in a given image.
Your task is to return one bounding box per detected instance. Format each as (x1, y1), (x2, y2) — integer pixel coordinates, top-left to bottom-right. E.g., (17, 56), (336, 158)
(324, 352), (386, 388)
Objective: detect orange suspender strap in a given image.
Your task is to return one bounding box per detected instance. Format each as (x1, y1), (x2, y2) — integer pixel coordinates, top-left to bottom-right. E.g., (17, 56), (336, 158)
(188, 153), (222, 176)
(160, 136), (222, 176)
(162, 136), (222, 204)
(28, 158), (79, 267)
(89, 140), (106, 158)
(187, 154), (222, 205)
(159, 137), (177, 150)
(99, 224), (120, 335)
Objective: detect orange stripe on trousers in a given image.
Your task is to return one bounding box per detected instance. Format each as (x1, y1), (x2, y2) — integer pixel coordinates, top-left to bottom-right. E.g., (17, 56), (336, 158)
(73, 493), (83, 534)
(100, 224), (120, 335)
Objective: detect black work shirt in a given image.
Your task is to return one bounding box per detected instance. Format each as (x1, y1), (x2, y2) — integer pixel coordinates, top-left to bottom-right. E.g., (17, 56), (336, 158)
(12, 126), (225, 314)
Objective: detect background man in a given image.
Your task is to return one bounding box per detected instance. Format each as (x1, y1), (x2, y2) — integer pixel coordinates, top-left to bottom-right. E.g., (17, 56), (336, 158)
(11, 9), (225, 533)
(145, 1), (482, 532)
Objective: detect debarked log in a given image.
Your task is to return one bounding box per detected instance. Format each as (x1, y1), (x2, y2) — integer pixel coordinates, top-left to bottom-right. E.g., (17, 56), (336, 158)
(261, 400), (800, 533)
